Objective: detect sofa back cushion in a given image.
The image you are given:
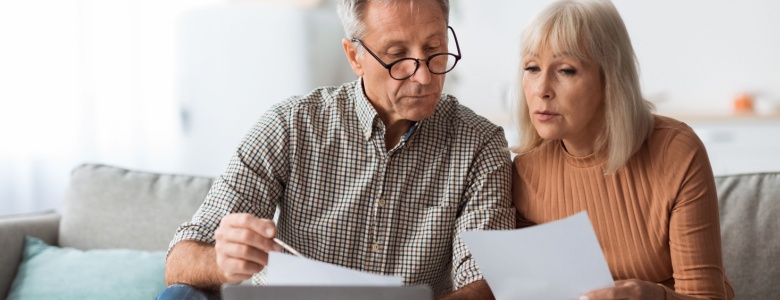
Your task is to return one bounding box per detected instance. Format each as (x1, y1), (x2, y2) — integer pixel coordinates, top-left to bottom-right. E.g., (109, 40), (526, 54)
(59, 164), (214, 251)
(715, 172), (780, 300)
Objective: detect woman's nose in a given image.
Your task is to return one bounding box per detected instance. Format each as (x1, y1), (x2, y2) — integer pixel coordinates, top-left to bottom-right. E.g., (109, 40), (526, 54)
(534, 73), (554, 100)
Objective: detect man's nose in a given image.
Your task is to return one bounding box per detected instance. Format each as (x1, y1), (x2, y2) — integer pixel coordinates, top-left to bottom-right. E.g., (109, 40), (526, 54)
(409, 60), (432, 84)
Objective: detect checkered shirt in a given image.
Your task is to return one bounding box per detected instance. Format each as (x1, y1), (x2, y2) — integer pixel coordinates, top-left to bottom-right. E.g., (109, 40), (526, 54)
(169, 79), (515, 297)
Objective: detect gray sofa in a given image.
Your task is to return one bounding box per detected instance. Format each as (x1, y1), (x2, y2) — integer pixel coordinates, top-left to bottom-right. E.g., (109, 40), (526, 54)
(1, 164), (778, 299)
(0, 164), (212, 298)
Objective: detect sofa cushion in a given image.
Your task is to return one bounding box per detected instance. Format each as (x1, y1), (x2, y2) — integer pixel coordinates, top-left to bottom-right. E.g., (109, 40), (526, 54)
(715, 172), (780, 299)
(0, 212), (60, 299)
(59, 163), (214, 251)
(7, 236), (166, 300)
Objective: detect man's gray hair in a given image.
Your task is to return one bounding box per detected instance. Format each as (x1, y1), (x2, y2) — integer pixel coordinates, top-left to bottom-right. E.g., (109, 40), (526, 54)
(337, 0), (450, 40)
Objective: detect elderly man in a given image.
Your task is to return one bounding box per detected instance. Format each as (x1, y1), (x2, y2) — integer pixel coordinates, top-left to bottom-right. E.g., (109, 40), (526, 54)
(159, 0), (514, 299)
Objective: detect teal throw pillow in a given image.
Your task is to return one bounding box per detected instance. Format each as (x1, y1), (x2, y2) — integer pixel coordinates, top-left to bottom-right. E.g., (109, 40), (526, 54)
(7, 236), (167, 300)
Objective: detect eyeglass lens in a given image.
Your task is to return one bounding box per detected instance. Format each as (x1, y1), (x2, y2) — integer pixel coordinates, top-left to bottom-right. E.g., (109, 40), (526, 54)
(390, 53), (457, 79)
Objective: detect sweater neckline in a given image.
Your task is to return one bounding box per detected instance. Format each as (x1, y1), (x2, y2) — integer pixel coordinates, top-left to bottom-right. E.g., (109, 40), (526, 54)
(559, 140), (607, 168)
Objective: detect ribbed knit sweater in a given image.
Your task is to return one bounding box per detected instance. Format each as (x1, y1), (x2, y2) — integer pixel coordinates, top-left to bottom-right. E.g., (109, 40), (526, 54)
(512, 115), (733, 300)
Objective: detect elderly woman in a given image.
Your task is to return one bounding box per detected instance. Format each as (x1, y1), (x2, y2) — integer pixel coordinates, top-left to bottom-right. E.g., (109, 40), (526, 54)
(511, 1), (733, 299)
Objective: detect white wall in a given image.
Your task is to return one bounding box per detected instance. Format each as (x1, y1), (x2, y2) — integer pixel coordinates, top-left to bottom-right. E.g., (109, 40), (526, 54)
(175, 3), (353, 177)
(621, 0), (780, 114)
(446, 0), (780, 175)
(447, 0), (780, 125)
(2, 0), (779, 215)
(179, 0), (780, 178)
(0, 0), (223, 216)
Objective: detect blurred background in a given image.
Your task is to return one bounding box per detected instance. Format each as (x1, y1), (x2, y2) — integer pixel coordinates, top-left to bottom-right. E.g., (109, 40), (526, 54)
(2, 0), (779, 216)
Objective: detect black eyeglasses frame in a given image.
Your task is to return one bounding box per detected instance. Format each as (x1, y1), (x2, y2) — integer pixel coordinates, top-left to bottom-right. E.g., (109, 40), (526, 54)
(351, 26), (462, 81)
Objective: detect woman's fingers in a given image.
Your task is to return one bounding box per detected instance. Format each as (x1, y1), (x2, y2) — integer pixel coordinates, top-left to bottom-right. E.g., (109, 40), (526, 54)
(582, 279), (665, 300)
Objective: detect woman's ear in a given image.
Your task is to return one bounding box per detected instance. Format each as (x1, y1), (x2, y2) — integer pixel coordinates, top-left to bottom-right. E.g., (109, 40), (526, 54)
(342, 38), (364, 76)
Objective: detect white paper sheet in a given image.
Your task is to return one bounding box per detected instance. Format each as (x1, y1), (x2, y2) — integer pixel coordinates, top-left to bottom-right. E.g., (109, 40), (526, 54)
(266, 252), (404, 286)
(461, 211), (614, 299)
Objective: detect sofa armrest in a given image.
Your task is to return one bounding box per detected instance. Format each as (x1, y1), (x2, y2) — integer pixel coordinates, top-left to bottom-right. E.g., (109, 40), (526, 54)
(0, 211), (61, 299)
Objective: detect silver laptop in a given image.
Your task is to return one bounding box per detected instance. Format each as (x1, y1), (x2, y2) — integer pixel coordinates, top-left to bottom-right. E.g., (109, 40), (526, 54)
(221, 285), (433, 300)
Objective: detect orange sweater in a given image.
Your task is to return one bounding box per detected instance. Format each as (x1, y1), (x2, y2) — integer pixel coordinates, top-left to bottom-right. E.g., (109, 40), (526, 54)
(512, 115), (733, 300)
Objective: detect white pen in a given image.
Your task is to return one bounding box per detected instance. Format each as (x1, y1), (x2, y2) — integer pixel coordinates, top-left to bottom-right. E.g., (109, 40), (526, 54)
(273, 238), (306, 258)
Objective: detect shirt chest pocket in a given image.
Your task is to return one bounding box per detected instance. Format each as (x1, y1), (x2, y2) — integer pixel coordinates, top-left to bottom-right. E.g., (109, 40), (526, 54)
(398, 193), (458, 229)
(405, 205), (460, 241)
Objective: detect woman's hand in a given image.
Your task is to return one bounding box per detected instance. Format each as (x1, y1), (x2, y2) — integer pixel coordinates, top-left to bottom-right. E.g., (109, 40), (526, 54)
(580, 279), (665, 300)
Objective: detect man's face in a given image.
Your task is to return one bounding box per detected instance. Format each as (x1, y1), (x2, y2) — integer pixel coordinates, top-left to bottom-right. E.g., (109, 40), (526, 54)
(345, 0), (448, 124)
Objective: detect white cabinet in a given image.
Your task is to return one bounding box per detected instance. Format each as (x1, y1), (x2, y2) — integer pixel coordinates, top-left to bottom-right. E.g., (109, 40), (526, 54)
(498, 114), (780, 176)
(686, 117), (780, 176)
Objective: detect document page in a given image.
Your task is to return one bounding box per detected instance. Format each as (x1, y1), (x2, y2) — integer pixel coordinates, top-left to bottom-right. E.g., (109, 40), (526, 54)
(461, 211), (613, 299)
(266, 252), (404, 286)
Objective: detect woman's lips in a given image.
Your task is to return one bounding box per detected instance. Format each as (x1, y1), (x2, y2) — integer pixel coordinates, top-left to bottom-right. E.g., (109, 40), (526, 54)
(534, 110), (559, 121)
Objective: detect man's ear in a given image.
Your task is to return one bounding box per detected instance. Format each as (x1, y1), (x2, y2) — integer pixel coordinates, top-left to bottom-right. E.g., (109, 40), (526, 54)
(342, 38), (364, 77)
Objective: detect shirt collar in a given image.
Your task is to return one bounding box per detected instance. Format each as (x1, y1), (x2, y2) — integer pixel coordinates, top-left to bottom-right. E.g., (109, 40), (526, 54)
(353, 78), (381, 141)
(352, 77), (425, 143)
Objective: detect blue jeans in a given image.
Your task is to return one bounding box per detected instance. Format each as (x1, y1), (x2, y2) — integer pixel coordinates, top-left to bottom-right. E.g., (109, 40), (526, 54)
(156, 284), (221, 300)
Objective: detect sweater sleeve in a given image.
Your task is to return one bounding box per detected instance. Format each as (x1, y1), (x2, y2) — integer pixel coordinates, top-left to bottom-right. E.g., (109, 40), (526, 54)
(661, 124), (734, 300)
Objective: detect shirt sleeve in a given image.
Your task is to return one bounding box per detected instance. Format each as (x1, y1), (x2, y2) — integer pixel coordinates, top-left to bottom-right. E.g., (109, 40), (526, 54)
(167, 104), (291, 254)
(451, 126), (516, 290)
(662, 124), (734, 300)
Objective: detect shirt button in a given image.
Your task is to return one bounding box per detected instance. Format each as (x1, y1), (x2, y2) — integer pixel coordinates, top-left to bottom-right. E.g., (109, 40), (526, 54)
(385, 156), (391, 163)
(377, 199), (386, 207)
(371, 244), (380, 252)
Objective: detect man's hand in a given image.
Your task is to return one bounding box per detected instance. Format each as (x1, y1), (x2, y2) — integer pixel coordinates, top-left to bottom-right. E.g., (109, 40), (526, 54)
(581, 279), (665, 300)
(214, 213), (281, 283)
(439, 279), (494, 300)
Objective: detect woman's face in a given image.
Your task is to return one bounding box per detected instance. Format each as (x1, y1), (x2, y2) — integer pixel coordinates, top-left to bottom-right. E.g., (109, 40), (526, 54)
(522, 48), (605, 155)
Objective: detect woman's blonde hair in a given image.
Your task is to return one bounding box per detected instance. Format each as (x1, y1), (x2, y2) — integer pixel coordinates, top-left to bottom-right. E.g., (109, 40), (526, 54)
(511, 0), (654, 174)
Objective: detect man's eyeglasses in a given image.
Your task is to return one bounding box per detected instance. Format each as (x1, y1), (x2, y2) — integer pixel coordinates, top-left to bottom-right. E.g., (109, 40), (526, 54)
(351, 26), (461, 81)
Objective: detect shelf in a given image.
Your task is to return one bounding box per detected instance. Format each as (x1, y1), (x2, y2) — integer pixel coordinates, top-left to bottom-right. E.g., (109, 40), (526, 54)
(664, 112), (780, 123)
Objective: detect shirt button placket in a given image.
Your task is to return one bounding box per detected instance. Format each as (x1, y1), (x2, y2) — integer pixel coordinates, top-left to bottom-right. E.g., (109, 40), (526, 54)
(372, 145), (389, 273)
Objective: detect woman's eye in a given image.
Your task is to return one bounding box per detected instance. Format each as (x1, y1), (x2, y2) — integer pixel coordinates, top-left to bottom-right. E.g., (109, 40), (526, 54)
(524, 66), (540, 73)
(560, 68), (577, 76)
